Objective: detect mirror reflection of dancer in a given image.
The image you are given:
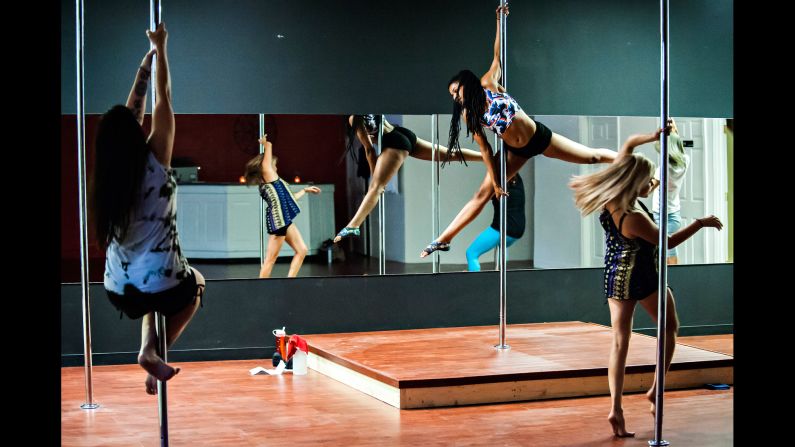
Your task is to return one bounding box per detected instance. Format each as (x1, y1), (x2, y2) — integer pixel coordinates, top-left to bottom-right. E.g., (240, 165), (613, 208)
(568, 122), (723, 438)
(651, 119), (690, 264)
(465, 173), (525, 271)
(91, 23), (205, 395)
(333, 114), (483, 243)
(244, 135), (321, 278)
(421, 4), (617, 258)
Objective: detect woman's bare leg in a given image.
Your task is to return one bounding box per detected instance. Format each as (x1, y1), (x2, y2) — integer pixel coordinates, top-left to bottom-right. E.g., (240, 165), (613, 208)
(143, 267), (205, 394)
(638, 288), (680, 415)
(542, 132), (617, 164)
(259, 235), (286, 278)
(411, 137), (482, 162)
(284, 224), (309, 277)
(420, 151), (526, 257)
(606, 297), (638, 437)
(335, 149), (408, 242)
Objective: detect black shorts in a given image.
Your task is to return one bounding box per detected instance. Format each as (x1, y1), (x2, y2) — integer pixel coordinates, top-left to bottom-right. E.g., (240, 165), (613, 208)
(505, 120), (552, 159)
(106, 271), (203, 320)
(382, 126), (417, 154)
(268, 223), (291, 236)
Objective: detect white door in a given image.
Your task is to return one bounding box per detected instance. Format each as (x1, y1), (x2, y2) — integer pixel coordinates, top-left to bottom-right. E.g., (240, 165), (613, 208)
(676, 118), (729, 263)
(579, 116), (619, 268)
(670, 118), (707, 264)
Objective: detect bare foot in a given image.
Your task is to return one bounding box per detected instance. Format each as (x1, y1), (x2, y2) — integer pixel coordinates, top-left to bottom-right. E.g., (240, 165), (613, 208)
(647, 388), (656, 415)
(608, 411), (636, 438)
(138, 352), (180, 382)
(144, 368), (181, 395)
(145, 374), (157, 395)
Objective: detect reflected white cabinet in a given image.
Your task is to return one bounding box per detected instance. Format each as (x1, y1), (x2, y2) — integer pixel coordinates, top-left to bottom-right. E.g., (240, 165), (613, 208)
(176, 184), (335, 259)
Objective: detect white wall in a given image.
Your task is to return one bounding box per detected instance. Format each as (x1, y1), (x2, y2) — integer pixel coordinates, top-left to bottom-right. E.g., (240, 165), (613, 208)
(532, 116), (586, 269)
(533, 115), (663, 268)
(395, 115), (433, 266)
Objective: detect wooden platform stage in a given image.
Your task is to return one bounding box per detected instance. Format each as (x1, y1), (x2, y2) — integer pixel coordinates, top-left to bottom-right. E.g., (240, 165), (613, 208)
(306, 322), (734, 409)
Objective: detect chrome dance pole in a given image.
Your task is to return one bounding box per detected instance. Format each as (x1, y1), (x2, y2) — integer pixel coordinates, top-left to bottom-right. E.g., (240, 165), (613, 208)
(76, 0), (99, 411)
(495, 0), (509, 351)
(649, 0), (670, 445)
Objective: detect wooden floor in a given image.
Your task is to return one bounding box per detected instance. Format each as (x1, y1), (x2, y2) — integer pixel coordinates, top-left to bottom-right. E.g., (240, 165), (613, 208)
(62, 335), (733, 446)
(678, 334), (733, 356)
(308, 323), (732, 386)
(306, 323), (733, 408)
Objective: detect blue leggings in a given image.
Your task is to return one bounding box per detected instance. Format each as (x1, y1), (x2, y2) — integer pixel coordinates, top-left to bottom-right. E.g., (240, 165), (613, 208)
(466, 227), (518, 272)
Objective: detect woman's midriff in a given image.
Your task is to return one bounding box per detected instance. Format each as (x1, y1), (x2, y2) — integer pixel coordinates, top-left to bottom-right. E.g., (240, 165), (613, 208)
(501, 110), (535, 148)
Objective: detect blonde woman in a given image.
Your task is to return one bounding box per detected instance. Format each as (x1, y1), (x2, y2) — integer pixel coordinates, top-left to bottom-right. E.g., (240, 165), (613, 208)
(569, 123), (722, 438)
(244, 135), (321, 278)
(651, 118), (690, 264)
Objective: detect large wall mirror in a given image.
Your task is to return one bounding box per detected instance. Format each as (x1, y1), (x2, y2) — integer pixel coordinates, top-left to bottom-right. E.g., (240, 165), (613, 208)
(61, 111), (732, 281)
(60, 0), (732, 282)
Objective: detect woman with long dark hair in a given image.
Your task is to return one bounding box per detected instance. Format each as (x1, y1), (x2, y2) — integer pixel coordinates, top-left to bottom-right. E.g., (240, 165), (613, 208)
(420, 4), (617, 257)
(91, 23), (204, 395)
(333, 114), (482, 242)
(569, 123), (722, 437)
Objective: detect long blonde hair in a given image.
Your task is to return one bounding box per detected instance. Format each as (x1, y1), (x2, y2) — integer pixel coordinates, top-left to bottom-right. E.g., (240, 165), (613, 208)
(569, 153), (655, 216)
(653, 132), (686, 168)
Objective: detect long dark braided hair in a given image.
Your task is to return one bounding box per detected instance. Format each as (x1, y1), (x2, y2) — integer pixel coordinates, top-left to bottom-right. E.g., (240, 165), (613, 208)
(444, 70), (487, 167)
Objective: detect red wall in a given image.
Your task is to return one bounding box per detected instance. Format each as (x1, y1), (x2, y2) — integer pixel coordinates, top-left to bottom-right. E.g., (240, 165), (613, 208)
(61, 114), (349, 282)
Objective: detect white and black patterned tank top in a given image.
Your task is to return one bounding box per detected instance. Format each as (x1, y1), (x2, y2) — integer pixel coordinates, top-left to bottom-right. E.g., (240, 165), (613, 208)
(104, 151), (190, 294)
